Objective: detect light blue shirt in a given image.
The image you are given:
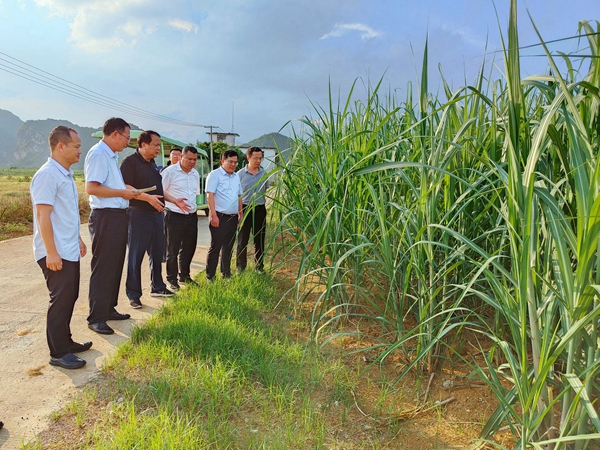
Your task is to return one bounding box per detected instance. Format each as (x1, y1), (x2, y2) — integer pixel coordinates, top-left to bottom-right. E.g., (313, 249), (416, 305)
(205, 167), (242, 215)
(30, 158), (81, 262)
(84, 140), (128, 209)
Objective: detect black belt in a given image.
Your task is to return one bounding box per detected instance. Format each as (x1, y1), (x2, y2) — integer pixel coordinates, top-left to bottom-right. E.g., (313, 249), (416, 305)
(217, 211), (237, 217)
(96, 208), (128, 214)
(129, 207), (162, 215)
(166, 209), (196, 217)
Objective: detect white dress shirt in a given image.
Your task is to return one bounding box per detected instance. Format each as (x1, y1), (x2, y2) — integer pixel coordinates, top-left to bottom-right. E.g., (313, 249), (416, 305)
(161, 162), (200, 214)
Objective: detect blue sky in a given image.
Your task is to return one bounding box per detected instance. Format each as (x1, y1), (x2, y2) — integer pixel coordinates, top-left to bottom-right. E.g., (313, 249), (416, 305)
(0, 0), (598, 145)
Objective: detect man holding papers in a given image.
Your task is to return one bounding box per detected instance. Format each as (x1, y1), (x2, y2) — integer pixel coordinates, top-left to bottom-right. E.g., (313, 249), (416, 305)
(120, 130), (187, 308)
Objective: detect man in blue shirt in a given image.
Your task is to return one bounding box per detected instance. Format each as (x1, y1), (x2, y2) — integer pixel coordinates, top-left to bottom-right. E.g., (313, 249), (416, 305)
(31, 126), (90, 369)
(205, 150), (243, 280)
(84, 117), (139, 335)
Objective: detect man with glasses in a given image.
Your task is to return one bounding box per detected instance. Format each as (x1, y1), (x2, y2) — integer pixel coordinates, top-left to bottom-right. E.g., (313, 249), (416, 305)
(84, 117), (139, 335)
(161, 146), (200, 290)
(205, 150), (243, 280)
(120, 131), (187, 308)
(236, 146), (269, 273)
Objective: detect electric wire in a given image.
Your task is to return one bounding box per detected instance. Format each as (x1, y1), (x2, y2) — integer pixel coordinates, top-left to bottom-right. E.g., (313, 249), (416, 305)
(0, 50), (207, 127)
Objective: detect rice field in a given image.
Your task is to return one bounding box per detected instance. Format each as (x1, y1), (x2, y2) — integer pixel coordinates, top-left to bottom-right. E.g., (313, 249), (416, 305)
(270, 3), (600, 448)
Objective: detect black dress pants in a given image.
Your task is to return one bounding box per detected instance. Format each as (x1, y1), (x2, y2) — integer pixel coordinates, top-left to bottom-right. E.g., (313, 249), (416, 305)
(165, 210), (198, 283)
(236, 204), (267, 271)
(206, 212), (238, 279)
(37, 258), (80, 358)
(87, 208), (129, 324)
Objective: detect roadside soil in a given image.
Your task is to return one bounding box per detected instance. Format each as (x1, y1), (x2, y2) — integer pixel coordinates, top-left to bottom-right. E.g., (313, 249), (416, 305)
(0, 217), (211, 449)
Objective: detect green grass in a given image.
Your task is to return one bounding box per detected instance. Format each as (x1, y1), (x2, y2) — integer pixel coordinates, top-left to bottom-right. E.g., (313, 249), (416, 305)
(28, 272), (449, 449)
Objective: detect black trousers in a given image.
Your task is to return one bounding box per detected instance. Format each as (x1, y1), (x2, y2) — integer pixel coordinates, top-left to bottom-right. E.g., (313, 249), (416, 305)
(165, 210), (198, 283)
(206, 212), (238, 279)
(87, 208), (129, 324)
(37, 258), (80, 358)
(236, 204), (267, 271)
(126, 209), (166, 300)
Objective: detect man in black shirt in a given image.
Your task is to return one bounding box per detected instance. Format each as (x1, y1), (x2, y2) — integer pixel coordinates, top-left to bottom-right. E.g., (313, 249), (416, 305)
(120, 131), (187, 308)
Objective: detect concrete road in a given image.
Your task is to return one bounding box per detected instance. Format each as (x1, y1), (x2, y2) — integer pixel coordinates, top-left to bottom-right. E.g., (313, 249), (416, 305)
(0, 216), (210, 449)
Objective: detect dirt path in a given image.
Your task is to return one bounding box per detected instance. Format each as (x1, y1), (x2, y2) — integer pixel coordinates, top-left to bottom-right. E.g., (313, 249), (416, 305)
(0, 216), (211, 449)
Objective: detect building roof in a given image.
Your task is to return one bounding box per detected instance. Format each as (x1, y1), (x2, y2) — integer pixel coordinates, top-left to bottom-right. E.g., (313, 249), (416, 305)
(240, 132), (292, 150)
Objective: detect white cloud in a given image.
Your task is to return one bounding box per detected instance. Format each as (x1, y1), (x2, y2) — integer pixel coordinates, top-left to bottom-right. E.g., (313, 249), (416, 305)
(320, 23), (382, 41)
(168, 19), (199, 33)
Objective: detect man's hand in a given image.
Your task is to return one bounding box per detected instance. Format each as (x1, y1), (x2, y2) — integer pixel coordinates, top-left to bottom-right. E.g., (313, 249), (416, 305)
(46, 251), (63, 271)
(122, 188), (140, 200)
(146, 194), (165, 212)
(210, 213), (220, 227)
(174, 198), (191, 213)
(79, 238), (87, 258)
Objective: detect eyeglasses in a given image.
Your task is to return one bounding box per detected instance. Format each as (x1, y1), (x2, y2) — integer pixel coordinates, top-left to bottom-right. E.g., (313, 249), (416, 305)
(118, 132), (131, 141)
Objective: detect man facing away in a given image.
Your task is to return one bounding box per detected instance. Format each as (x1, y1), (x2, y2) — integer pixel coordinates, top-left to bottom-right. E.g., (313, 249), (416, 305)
(205, 150), (243, 280)
(30, 126), (90, 369)
(84, 117), (139, 335)
(236, 146), (270, 273)
(161, 145), (200, 291)
(120, 131), (187, 307)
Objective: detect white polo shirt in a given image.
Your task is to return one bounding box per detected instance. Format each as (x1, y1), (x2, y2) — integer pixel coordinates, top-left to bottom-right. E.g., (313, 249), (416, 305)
(205, 167), (242, 215)
(161, 162), (200, 214)
(30, 157), (81, 262)
(84, 140), (128, 210)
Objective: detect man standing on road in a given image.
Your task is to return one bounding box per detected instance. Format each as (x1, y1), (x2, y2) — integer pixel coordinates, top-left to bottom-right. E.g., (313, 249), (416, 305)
(161, 146), (200, 291)
(236, 146), (269, 273)
(84, 117), (139, 335)
(30, 126), (90, 369)
(120, 131), (187, 307)
(205, 150), (243, 281)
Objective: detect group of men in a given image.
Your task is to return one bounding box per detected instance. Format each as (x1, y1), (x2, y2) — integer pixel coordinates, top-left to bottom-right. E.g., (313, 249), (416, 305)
(30, 118), (269, 370)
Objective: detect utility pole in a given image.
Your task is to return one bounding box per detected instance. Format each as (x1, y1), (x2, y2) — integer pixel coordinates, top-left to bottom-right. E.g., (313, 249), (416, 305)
(203, 125), (218, 170)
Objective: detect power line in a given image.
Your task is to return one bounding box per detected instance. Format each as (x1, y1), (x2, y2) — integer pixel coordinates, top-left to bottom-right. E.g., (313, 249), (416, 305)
(483, 31), (600, 57)
(0, 50), (208, 127)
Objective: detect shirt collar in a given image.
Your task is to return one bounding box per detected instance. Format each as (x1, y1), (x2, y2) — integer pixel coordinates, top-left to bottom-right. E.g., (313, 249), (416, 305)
(48, 157), (73, 177)
(218, 166), (235, 177)
(98, 140), (118, 160)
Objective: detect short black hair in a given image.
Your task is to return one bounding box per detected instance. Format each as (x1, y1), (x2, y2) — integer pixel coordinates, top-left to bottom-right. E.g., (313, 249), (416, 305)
(222, 149), (238, 160)
(137, 130), (160, 148)
(103, 117), (130, 136)
(48, 125), (77, 151)
(182, 146), (198, 155)
(246, 146), (263, 158)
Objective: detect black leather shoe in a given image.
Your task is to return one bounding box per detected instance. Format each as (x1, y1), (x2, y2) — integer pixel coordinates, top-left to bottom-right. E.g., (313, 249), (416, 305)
(70, 341), (92, 353)
(88, 321), (114, 335)
(49, 353), (86, 369)
(107, 311), (131, 321)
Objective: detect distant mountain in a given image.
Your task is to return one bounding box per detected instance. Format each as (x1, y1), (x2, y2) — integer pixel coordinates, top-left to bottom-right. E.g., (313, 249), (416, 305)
(0, 109), (23, 165)
(0, 110), (141, 170)
(10, 119), (101, 170)
(239, 132), (292, 151)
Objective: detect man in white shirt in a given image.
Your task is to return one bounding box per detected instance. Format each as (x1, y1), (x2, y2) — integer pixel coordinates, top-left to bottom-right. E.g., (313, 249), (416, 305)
(205, 150), (243, 280)
(161, 146), (199, 290)
(30, 126), (89, 369)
